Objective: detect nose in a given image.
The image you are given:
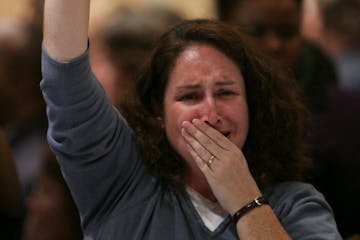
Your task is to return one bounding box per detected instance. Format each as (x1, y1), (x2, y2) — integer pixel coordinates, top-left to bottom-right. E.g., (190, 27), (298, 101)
(263, 31), (282, 53)
(199, 96), (220, 125)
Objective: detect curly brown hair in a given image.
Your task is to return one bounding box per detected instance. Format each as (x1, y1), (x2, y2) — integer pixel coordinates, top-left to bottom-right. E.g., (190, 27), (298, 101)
(123, 19), (311, 190)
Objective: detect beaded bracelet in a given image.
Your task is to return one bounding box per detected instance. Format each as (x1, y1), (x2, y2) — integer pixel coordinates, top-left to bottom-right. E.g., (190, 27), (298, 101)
(232, 196), (269, 224)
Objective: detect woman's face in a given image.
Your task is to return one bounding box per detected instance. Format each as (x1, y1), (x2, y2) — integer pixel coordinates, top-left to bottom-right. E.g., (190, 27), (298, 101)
(163, 44), (249, 173)
(228, 0), (301, 68)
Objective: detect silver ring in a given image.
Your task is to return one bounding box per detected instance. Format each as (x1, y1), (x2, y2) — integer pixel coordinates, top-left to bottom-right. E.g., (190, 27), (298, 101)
(208, 155), (215, 165)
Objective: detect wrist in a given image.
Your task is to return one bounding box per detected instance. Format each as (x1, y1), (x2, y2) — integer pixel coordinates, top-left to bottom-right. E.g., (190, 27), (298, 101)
(232, 196), (269, 224)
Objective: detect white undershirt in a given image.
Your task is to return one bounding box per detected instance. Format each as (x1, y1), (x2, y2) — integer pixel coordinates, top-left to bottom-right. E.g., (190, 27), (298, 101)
(186, 187), (228, 231)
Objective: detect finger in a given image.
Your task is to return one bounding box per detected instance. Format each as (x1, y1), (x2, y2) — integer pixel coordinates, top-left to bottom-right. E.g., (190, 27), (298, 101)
(181, 127), (215, 165)
(192, 119), (232, 150)
(182, 121), (225, 158)
(188, 142), (211, 172)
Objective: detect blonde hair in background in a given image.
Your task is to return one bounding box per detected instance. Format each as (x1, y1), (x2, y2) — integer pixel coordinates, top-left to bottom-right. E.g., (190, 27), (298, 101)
(90, 0), (216, 25)
(0, 0), (27, 20)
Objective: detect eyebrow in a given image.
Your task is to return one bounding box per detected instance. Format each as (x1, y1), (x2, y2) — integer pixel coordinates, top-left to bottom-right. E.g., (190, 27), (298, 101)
(175, 80), (236, 90)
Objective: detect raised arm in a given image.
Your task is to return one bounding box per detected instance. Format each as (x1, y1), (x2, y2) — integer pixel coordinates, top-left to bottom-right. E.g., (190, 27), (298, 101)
(43, 0), (90, 61)
(41, 0), (149, 234)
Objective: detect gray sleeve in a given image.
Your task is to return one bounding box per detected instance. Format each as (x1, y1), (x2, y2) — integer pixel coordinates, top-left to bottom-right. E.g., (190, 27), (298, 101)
(40, 47), (147, 232)
(266, 182), (342, 240)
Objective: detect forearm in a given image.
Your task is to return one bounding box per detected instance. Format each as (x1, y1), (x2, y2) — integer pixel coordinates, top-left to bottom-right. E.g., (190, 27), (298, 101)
(43, 0), (89, 61)
(236, 206), (291, 240)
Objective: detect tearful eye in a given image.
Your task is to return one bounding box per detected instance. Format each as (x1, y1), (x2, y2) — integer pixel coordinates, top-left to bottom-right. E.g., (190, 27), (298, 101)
(216, 90), (237, 97)
(221, 91), (234, 95)
(178, 93), (201, 102)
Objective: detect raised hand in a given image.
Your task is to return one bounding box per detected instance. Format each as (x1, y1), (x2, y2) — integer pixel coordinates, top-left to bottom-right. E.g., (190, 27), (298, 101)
(44, 0), (89, 61)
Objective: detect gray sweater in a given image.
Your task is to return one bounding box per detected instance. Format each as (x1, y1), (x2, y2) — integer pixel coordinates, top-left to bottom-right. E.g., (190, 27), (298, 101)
(41, 48), (342, 240)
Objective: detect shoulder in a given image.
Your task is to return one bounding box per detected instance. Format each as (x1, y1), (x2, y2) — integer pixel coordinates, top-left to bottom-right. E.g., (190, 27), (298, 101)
(264, 181), (325, 210)
(264, 181), (319, 197)
(263, 182), (342, 239)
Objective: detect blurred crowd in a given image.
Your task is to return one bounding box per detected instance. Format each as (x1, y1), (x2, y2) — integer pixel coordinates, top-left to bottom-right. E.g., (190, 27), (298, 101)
(0, 0), (359, 239)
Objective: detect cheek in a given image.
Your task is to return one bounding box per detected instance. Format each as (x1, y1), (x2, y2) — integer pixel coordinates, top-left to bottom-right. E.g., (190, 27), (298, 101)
(163, 104), (199, 150)
(224, 102), (249, 147)
(165, 105), (197, 133)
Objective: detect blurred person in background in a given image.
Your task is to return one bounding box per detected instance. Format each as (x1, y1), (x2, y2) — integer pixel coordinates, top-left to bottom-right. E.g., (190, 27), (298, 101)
(0, 128), (24, 240)
(304, 0), (360, 238)
(22, 148), (83, 240)
(0, 18), (47, 198)
(217, 0), (337, 114)
(301, 0), (324, 49)
(310, 82), (360, 238)
(21, 0), (45, 29)
(316, 0), (360, 92)
(91, 6), (182, 112)
(0, 2), (46, 239)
